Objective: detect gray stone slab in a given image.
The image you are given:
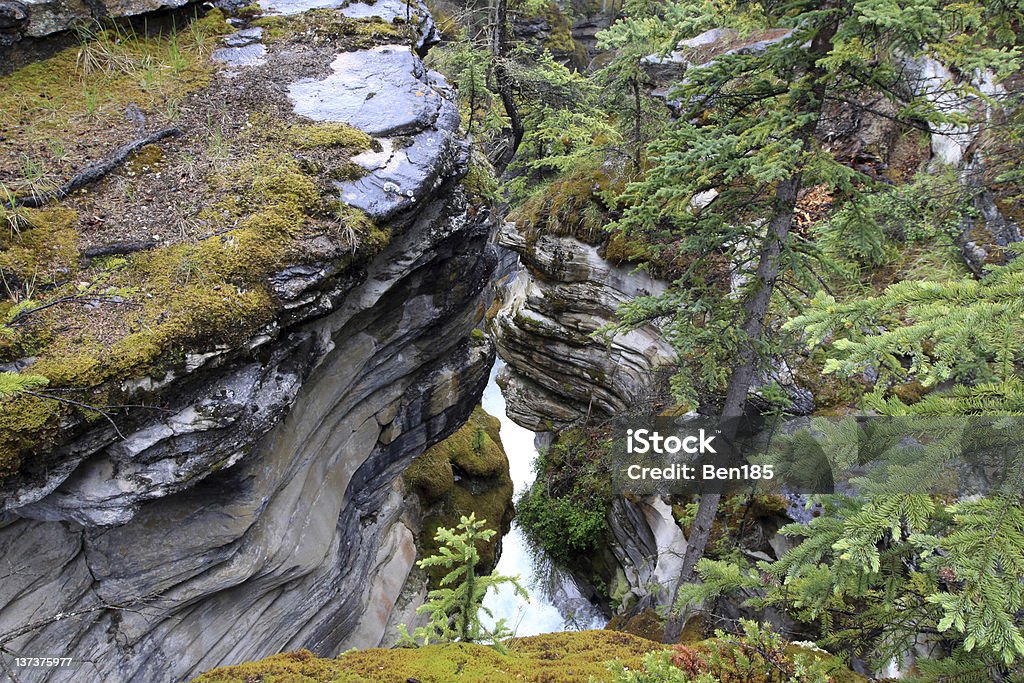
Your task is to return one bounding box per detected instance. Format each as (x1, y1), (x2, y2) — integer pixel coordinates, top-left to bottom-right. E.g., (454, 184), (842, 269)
(288, 45), (443, 136)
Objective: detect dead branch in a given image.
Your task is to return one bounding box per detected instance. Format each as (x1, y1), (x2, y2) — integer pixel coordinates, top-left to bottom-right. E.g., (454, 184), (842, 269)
(7, 128), (182, 209)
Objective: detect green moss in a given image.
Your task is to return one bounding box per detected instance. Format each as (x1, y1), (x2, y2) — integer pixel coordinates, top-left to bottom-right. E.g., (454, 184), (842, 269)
(404, 447), (455, 502)
(124, 144), (166, 175)
(542, 2), (578, 56)
(331, 162), (370, 182)
(0, 207), (80, 287)
(192, 631), (665, 683)
(605, 608), (664, 642)
(232, 2), (263, 18)
(286, 122), (375, 152)
(249, 14), (288, 38)
(253, 11), (414, 45)
(512, 166), (613, 249)
(406, 406), (514, 586)
(0, 394), (58, 478)
(0, 10), (230, 182)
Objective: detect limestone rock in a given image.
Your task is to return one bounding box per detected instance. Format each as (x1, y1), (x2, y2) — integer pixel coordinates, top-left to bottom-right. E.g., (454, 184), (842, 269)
(494, 221), (675, 432)
(0, 1), (499, 681)
(13, 0), (193, 40)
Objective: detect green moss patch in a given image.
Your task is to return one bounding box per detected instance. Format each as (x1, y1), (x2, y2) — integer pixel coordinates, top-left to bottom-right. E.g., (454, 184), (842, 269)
(192, 631), (665, 683)
(512, 164), (617, 249)
(191, 630), (867, 682)
(405, 406), (515, 585)
(0, 10), (231, 190)
(253, 10), (416, 46)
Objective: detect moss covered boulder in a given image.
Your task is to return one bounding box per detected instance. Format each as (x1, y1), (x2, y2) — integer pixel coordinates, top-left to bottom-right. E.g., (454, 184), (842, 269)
(404, 405), (515, 584)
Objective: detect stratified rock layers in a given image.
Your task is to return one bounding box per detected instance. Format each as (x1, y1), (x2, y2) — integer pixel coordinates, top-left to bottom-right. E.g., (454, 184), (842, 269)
(494, 222), (675, 432)
(0, 5), (496, 682)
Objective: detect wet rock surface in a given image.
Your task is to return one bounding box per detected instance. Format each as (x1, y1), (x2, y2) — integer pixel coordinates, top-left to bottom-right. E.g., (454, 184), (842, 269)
(287, 43), (466, 222)
(212, 41), (266, 66)
(288, 46), (448, 136)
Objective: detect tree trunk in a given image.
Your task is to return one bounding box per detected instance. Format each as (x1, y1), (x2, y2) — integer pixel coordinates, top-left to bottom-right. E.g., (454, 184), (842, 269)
(661, 13), (839, 643)
(662, 176), (800, 642)
(491, 0), (524, 173)
(631, 74), (642, 171)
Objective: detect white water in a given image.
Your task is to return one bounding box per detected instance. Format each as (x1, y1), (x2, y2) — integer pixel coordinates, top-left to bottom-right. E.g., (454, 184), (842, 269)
(479, 361), (606, 636)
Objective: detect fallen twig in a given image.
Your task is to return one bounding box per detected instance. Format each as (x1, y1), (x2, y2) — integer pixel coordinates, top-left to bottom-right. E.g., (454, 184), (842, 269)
(80, 241), (158, 260)
(7, 128), (182, 209)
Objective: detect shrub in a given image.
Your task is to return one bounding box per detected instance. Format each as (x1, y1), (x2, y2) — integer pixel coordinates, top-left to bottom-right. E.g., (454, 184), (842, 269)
(515, 427), (612, 566)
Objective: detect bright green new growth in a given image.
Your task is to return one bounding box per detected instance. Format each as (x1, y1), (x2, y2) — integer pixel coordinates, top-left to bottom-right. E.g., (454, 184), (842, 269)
(0, 371), (48, 399)
(403, 513), (526, 651)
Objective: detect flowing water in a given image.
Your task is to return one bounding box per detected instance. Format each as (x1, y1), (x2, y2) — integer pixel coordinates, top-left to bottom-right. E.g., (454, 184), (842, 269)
(480, 361), (606, 636)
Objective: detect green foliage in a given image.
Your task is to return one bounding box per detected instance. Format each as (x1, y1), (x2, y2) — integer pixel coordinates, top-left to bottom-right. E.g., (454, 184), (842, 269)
(608, 620), (843, 683)
(404, 406), (514, 586)
(0, 371), (48, 400)
(609, 651), (698, 683)
(600, 0), (1023, 410)
(673, 412), (1024, 675)
(404, 514), (526, 650)
(679, 487), (1024, 676)
(814, 171), (969, 274)
(428, 17), (617, 200)
(787, 250), (1024, 399)
(515, 428), (612, 566)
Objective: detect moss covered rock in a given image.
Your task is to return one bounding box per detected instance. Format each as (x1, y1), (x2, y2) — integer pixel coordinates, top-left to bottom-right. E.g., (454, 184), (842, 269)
(192, 630), (666, 683)
(405, 405), (515, 584)
(0, 7), (403, 483)
(192, 629), (868, 683)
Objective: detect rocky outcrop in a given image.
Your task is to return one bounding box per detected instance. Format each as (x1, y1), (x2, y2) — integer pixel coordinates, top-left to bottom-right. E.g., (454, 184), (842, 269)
(0, 2), (499, 682)
(1, 0), (192, 45)
(901, 57), (1021, 274)
(492, 219), (683, 615)
(494, 221), (675, 432)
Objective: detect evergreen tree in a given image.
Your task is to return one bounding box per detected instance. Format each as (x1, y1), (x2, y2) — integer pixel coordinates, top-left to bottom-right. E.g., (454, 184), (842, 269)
(788, 251), (1024, 412)
(599, 0), (1023, 641)
(404, 514), (526, 650)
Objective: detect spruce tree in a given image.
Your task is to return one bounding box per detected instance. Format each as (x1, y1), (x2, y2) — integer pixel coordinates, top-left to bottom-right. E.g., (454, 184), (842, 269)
(599, 0), (1023, 642)
(406, 514), (526, 649)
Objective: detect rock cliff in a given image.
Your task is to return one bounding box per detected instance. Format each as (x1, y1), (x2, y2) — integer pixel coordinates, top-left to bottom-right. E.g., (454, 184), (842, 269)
(492, 185), (682, 615)
(0, 1), (499, 681)
(494, 220), (675, 433)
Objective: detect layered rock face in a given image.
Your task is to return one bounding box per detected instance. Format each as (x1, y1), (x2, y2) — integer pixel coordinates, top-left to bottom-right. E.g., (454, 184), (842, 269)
(0, 3), (498, 681)
(492, 220), (682, 614)
(494, 220), (675, 433)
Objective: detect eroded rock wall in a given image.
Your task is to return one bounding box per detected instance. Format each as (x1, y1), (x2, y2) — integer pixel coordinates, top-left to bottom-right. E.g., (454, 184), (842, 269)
(494, 221), (674, 433)
(0, 2), (499, 681)
(492, 220), (683, 615)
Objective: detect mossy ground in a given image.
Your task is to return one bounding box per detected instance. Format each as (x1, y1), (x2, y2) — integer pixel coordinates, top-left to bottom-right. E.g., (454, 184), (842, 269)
(405, 405), (515, 585)
(0, 8), (403, 480)
(191, 630), (866, 683)
(0, 10), (231, 190)
(252, 8), (416, 45)
(192, 630), (665, 683)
